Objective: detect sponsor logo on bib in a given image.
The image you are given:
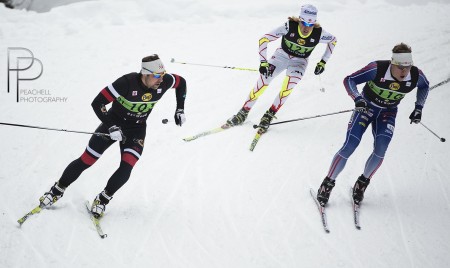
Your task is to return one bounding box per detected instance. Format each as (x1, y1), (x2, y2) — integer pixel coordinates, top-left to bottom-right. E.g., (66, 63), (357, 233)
(389, 82), (400, 91)
(142, 93), (152, 101)
(297, 39), (306, 45)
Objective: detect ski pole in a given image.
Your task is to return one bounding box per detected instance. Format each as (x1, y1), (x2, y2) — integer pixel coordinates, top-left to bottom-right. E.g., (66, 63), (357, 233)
(252, 109), (354, 129)
(419, 122), (446, 142)
(170, 58), (257, 72)
(0, 122), (110, 137)
(251, 78), (450, 129)
(430, 77), (450, 91)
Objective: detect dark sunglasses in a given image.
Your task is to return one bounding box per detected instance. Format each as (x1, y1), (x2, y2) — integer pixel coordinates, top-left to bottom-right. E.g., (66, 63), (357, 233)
(300, 20), (314, 27)
(151, 72), (166, 78)
(143, 67), (166, 78)
(394, 65), (411, 71)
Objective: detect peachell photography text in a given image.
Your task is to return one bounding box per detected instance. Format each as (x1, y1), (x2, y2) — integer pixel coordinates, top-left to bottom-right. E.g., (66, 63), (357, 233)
(7, 47), (68, 103)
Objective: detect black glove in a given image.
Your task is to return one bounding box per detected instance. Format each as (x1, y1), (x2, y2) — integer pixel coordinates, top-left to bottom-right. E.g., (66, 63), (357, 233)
(174, 108), (186, 126)
(108, 125), (124, 141)
(314, 60), (326, 75)
(409, 107), (422, 124)
(259, 61), (276, 79)
(354, 97), (368, 113)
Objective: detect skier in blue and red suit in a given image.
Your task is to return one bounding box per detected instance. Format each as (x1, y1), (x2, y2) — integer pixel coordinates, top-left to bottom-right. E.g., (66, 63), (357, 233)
(315, 43), (429, 207)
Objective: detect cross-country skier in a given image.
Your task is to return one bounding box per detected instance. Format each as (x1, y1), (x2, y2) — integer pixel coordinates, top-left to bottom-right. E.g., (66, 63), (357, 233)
(226, 4), (337, 132)
(316, 43), (429, 207)
(37, 54), (187, 218)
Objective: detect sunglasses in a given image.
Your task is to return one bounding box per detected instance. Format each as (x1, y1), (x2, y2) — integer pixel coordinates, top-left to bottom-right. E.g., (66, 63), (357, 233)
(300, 20), (315, 27)
(151, 72), (166, 78)
(143, 67), (166, 78)
(394, 64), (411, 71)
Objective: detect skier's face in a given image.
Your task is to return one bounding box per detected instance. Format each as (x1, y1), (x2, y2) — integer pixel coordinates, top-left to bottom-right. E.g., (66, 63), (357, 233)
(142, 73), (165, 89)
(391, 64), (411, 81)
(299, 22), (313, 36)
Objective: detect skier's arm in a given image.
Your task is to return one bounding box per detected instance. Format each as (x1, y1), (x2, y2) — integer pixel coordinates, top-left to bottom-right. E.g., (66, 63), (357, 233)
(343, 62), (377, 100)
(91, 76), (128, 128)
(414, 69), (430, 109)
(259, 23), (288, 62)
(168, 73), (187, 126)
(318, 29), (337, 63)
(171, 74), (187, 110)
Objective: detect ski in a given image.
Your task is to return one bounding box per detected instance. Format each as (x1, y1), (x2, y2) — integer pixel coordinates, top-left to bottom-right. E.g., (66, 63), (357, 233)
(183, 124), (231, 142)
(309, 188), (330, 233)
(350, 187), (361, 230)
(85, 201), (107, 239)
(249, 128), (265, 151)
(17, 205), (43, 226)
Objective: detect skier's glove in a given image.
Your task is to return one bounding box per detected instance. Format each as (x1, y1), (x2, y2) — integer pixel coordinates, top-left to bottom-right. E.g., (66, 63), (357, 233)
(108, 125), (124, 141)
(409, 106), (422, 124)
(259, 61), (276, 79)
(174, 108), (186, 126)
(354, 96), (368, 113)
(314, 60), (326, 75)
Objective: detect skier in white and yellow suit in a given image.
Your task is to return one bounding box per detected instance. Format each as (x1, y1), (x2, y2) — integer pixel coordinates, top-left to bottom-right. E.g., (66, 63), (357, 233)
(226, 4), (337, 132)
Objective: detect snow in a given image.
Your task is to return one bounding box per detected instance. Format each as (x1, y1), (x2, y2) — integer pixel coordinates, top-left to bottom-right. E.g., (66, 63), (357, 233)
(1, 0), (450, 267)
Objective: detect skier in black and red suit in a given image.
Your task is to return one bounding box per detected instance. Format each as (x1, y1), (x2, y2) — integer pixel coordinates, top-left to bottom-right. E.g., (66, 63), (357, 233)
(37, 54), (187, 218)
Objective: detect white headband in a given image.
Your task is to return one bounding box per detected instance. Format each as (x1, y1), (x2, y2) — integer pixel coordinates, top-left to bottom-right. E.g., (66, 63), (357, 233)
(141, 59), (166, 74)
(391, 53), (413, 67)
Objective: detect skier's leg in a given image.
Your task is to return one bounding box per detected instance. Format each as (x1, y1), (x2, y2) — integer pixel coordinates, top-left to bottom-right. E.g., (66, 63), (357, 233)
(257, 59), (306, 132)
(362, 110), (396, 179)
(268, 59), (307, 113)
(317, 111), (371, 206)
(227, 56), (286, 126)
(58, 123), (114, 188)
(40, 123), (114, 207)
(353, 109), (396, 204)
(326, 111), (370, 180)
(91, 126), (146, 217)
(242, 50), (288, 110)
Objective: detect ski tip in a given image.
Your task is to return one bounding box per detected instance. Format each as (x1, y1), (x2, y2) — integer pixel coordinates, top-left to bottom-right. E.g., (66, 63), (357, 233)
(221, 124), (231, 129)
(182, 136), (197, 142)
(249, 141), (259, 151)
(100, 234), (108, 239)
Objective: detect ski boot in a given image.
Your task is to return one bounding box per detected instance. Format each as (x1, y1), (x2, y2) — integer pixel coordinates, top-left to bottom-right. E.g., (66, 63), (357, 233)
(258, 108), (276, 133)
(226, 107), (249, 127)
(317, 177), (335, 207)
(90, 190), (113, 218)
(39, 182), (65, 208)
(352, 175), (371, 205)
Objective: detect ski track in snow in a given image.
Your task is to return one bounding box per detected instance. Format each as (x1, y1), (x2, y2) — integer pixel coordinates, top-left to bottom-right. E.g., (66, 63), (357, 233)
(385, 174), (415, 268)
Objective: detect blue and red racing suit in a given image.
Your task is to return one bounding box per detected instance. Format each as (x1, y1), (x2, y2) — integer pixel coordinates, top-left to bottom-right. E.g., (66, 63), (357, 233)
(327, 60), (429, 180)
